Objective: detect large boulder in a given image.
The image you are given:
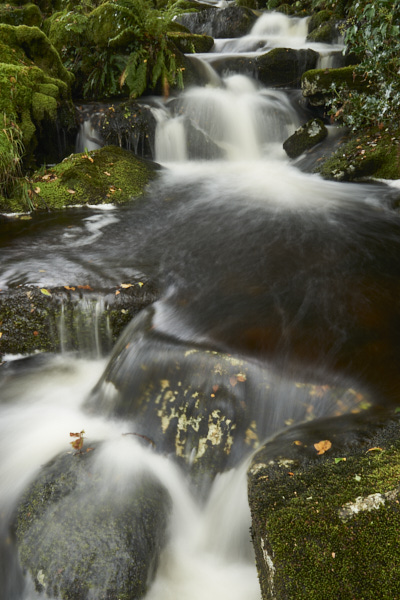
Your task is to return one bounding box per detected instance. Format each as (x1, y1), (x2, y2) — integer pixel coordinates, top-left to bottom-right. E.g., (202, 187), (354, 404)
(248, 407), (400, 600)
(301, 65), (369, 107)
(256, 48), (319, 88)
(15, 441), (171, 599)
(176, 6), (258, 39)
(85, 304), (369, 490)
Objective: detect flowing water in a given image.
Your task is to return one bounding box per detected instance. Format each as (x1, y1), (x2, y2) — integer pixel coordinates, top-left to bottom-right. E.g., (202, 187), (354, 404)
(1, 10), (400, 600)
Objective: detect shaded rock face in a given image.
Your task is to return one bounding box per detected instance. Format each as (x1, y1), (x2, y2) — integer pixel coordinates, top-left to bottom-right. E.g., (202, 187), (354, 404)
(85, 305), (369, 492)
(15, 441), (171, 600)
(256, 48), (319, 88)
(248, 407), (400, 600)
(177, 6), (257, 39)
(283, 117), (328, 158)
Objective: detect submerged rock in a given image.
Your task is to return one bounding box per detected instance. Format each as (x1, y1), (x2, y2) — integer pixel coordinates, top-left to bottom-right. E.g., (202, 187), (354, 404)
(283, 118), (328, 158)
(15, 442), (171, 600)
(248, 407), (400, 600)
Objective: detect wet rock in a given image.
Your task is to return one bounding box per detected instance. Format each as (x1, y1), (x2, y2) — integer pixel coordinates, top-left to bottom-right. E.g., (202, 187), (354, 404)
(248, 407), (400, 600)
(283, 118), (328, 159)
(167, 31), (214, 54)
(0, 279), (159, 356)
(210, 55), (257, 78)
(256, 48), (319, 88)
(86, 304), (369, 491)
(176, 6), (257, 39)
(92, 101), (158, 159)
(15, 442), (171, 600)
(185, 117), (224, 160)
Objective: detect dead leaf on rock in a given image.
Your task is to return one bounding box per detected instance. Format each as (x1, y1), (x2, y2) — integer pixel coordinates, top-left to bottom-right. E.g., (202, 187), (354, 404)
(314, 440), (332, 455)
(121, 283), (133, 289)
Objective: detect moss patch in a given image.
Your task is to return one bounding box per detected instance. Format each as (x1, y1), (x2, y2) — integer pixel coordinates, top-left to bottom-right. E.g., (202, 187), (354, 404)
(248, 409), (400, 600)
(316, 126), (400, 181)
(167, 31), (214, 53)
(1, 145), (161, 212)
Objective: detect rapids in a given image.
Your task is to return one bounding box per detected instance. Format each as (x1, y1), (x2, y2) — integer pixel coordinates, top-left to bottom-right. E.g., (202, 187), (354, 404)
(1, 10), (400, 600)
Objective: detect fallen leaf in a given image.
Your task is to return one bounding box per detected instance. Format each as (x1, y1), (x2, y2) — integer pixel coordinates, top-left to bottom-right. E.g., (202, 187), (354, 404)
(121, 283), (133, 288)
(104, 171), (111, 176)
(366, 447), (383, 453)
(138, 282), (144, 287)
(77, 285), (92, 290)
(64, 285), (76, 291)
(33, 331), (39, 336)
(115, 290), (120, 295)
(0, 332), (2, 338)
(293, 440), (303, 446)
(34, 186), (41, 194)
(42, 174), (52, 180)
(314, 440), (332, 455)
(212, 385), (219, 392)
(237, 373), (246, 382)
(67, 189), (76, 194)
(334, 457), (346, 464)
(40, 288), (52, 296)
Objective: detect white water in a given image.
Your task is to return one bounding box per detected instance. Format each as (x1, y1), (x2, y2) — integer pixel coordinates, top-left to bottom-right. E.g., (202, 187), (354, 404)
(0, 355), (260, 600)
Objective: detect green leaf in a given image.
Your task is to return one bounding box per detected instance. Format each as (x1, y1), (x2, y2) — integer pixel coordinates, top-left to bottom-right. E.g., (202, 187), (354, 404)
(40, 288), (52, 297)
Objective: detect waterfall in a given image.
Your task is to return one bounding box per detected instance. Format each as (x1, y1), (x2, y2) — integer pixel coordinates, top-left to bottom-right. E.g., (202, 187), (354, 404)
(1, 9), (400, 600)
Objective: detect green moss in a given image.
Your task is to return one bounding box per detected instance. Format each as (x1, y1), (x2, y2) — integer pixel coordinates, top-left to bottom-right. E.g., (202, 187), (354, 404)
(0, 3), (42, 27)
(307, 9), (332, 33)
(167, 31), (214, 53)
(21, 145), (160, 211)
(302, 66), (368, 105)
(317, 126), (400, 181)
(249, 411), (400, 599)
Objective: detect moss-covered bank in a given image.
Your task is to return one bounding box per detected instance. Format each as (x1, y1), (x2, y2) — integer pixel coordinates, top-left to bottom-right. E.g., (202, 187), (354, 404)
(0, 146), (161, 212)
(248, 407), (400, 600)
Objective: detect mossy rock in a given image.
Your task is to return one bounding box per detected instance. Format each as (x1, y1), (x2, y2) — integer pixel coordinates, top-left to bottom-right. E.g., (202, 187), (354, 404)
(15, 442), (171, 599)
(0, 24), (73, 84)
(283, 118), (328, 159)
(0, 3), (42, 26)
(4, 145), (161, 212)
(302, 65), (370, 107)
(248, 407), (400, 600)
(316, 126), (400, 182)
(306, 20), (339, 44)
(307, 9), (332, 33)
(0, 280), (159, 356)
(167, 31), (214, 54)
(256, 48), (319, 88)
(45, 9), (89, 52)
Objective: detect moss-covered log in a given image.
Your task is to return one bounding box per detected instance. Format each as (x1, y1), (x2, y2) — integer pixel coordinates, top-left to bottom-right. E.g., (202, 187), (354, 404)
(248, 407), (400, 600)
(0, 279), (159, 357)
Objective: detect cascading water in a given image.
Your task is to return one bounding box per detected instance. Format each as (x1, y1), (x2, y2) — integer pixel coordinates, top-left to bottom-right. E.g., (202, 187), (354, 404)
(1, 10), (400, 600)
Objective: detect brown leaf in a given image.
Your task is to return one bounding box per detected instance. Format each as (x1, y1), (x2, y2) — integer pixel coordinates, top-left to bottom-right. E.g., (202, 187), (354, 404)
(115, 290), (120, 295)
(104, 171), (111, 176)
(67, 189), (76, 194)
(34, 186), (41, 194)
(64, 285), (76, 291)
(366, 447), (383, 453)
(314, 440), (332, 455)
(121, 283), (133, 289)
(77, 285), (92, 290)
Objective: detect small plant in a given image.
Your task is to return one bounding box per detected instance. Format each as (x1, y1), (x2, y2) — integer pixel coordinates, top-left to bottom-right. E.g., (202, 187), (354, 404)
(0, 114), (26, 199)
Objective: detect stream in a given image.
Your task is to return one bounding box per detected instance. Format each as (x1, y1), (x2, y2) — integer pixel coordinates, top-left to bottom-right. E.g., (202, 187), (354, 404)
(1, 10), (400, 600)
